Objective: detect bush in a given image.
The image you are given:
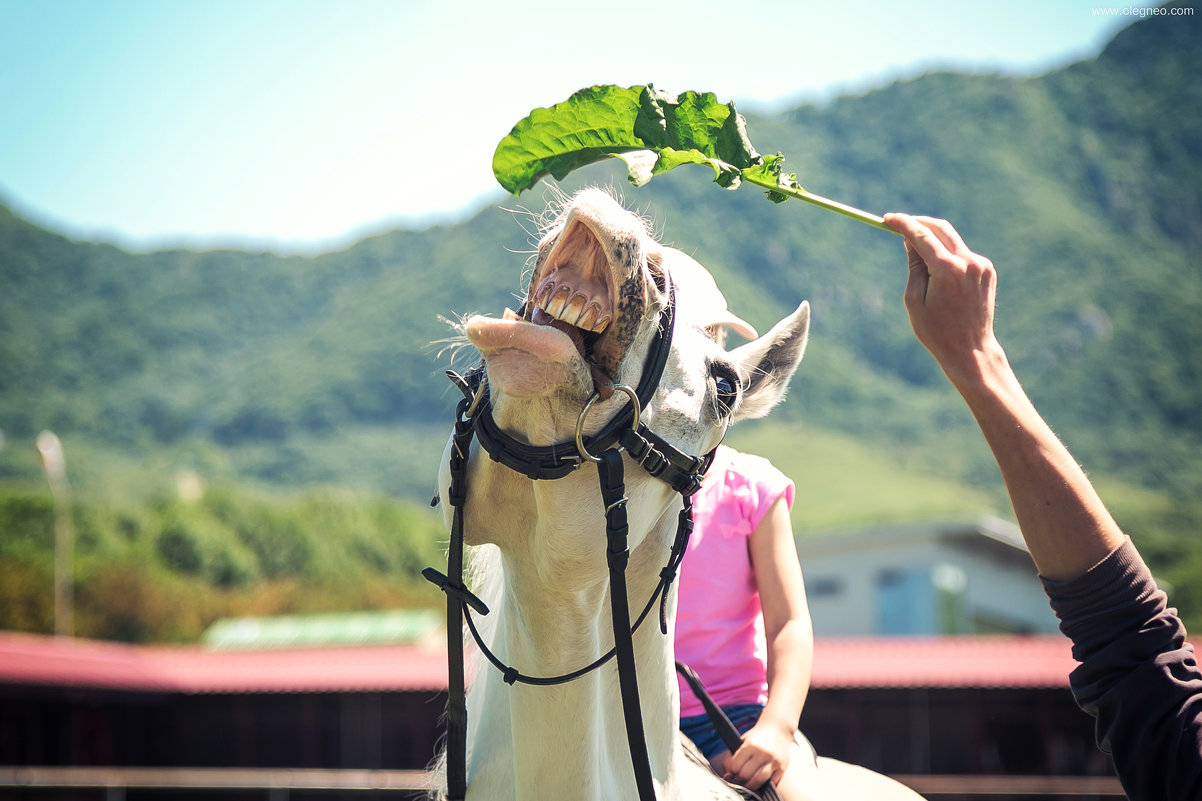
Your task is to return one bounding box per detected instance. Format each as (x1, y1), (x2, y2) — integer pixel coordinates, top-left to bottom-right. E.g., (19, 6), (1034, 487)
(0, 557), (53, 633)
(74, 562), (219, 643)
(0, 482), (445, 641)
(0, 490), (55, 559)
(157, 523), (204, 574)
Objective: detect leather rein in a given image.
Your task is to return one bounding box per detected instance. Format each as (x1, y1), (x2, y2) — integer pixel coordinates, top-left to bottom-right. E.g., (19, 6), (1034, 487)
(424, 279), (716, 801)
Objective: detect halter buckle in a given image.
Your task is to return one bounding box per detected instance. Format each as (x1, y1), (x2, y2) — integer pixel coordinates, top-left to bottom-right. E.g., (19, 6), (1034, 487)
(462, 374), (488, 422)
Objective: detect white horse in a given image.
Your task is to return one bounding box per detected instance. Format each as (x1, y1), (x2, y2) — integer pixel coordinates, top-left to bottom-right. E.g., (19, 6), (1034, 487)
(432, 188), (924, 801)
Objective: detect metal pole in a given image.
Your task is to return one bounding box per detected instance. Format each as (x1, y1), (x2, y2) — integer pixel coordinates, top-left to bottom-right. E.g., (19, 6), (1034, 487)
(36, 430), (73, 638)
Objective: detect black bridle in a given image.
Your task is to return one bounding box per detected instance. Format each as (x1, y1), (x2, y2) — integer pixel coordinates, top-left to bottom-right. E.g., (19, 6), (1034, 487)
(424, 280), (718, 801)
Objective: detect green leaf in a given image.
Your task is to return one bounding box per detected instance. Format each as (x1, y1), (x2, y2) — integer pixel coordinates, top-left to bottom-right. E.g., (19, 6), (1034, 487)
(492, 83), (898, 234)
(492, 84), (758, 194)
(742, 153), (799, 205)
(491, 84), (648, 194)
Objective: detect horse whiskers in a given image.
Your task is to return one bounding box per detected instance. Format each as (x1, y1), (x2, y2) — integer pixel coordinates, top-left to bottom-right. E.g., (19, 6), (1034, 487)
(430, 315), (479, 367)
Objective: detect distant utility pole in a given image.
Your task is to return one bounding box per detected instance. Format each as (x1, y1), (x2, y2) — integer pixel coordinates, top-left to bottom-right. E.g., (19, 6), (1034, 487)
(36, 431), (73, 638)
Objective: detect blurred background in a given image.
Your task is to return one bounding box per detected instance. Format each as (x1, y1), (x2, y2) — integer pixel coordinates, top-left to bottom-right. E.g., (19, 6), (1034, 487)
(1, 0), (1198, 796)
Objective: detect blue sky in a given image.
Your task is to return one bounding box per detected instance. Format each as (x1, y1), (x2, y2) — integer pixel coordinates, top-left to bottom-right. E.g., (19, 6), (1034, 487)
(0, 0), (1147, 253)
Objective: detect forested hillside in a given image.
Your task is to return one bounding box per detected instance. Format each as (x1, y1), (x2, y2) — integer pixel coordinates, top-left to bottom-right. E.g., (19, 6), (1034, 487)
(2, 6), (1199, 639)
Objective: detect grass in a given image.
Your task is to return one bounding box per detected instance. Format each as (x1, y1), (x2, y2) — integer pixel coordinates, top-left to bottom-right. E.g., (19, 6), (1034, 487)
(727, 421), (1005, 534)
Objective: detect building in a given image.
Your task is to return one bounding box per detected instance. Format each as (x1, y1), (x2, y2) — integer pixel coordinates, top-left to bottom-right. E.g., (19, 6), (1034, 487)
(802, 635), (1115, 782)
(797, 517), (1060, 637)
(0, 627), (1132, 800)
(0, 620), (447, 787)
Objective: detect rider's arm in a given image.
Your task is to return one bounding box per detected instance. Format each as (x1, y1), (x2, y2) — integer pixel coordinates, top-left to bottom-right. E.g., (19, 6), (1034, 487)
(729, 496), (814, 789)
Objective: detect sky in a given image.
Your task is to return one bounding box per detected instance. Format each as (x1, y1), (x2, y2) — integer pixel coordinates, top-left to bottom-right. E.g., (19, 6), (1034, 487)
(0, 0), (1148, 254)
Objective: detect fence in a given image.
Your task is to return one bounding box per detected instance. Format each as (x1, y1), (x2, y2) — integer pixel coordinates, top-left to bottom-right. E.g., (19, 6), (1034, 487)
(0, 767), (1125, 798)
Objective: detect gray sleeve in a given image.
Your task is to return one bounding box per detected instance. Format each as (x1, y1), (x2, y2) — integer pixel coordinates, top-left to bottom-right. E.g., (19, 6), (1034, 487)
(1041, 538), (1202, 801)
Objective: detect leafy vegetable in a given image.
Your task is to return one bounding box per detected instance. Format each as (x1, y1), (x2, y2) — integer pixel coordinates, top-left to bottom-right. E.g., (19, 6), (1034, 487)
(492, 84), (897, 234)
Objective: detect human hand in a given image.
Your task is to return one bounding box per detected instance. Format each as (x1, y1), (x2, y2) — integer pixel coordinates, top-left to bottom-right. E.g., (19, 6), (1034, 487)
(883, 213), (1004, 390)
(725, 721), (793, 789)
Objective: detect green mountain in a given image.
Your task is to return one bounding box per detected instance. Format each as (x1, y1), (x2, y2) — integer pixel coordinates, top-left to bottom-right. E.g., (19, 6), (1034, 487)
(2, 6), (1200, 638)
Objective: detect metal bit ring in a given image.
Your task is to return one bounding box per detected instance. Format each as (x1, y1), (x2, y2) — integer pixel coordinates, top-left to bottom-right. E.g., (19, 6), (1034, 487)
(575, 384), (640, 464)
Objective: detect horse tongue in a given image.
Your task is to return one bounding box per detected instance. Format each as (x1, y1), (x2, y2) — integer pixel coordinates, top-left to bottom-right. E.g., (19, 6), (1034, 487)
(532, 307), (586, 355)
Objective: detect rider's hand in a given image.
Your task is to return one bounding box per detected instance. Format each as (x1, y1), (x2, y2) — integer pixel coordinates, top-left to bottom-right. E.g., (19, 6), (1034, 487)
(725, 721), (793, 789)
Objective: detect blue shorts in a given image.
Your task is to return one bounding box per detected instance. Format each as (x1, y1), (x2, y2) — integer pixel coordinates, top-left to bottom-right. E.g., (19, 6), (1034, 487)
(680, 702), (765, 759)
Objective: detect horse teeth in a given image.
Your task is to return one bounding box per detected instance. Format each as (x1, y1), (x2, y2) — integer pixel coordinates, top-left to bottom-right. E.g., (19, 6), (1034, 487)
(532, 272), (611, 332)
(578, 304), (611, 332)
(562, 294), (589, 325)
(546, 286), (572, 318)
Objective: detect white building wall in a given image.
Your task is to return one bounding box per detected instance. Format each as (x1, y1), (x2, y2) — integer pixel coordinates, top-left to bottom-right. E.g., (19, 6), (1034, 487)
(795, 520), (1060, 637)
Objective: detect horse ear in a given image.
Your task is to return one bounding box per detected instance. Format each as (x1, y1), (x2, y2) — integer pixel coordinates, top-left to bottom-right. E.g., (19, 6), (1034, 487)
(645, 246), (671, 306)
(727, 301), (810, 421)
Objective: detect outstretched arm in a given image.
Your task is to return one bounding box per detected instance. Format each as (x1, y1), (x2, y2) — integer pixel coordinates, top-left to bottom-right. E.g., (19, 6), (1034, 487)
(883, 213), (1125, 581)
(885, 213), (1202, 801)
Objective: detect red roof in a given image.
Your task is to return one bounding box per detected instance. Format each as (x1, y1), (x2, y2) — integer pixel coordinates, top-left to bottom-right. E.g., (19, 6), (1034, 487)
(2, 630), (1156, 694)
(810, 635), (1080, 689)
(0, 631), (446, 694)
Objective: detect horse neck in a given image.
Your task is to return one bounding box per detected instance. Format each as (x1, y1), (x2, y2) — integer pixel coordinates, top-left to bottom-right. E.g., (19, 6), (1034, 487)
(463, 462), (689, 801)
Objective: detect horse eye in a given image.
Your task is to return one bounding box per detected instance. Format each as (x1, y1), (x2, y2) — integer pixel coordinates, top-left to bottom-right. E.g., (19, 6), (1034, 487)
(713, 372), (739, 416)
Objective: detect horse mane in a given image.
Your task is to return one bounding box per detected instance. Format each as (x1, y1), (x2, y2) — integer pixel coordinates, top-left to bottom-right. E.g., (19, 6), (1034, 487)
(426, 541), (504, 801)
(463, 542), (505, 659)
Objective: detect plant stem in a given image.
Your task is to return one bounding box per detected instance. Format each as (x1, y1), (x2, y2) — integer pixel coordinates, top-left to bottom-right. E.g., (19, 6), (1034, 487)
(741, 172), (900, 235)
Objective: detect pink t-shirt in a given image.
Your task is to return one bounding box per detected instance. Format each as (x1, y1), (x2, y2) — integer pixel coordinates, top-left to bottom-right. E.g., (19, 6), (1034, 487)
(674, 445), (795, 718)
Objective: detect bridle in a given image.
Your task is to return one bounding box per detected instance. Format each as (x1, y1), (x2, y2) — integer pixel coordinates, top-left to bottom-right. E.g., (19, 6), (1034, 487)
(424, 278), (718, 801)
